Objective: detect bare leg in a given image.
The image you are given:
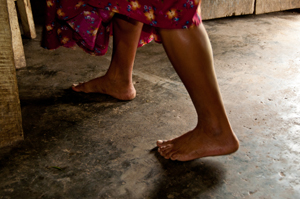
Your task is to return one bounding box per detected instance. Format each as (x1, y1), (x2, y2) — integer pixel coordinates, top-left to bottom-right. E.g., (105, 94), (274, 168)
(72, 14), (143, 100)
(157, 23), (239, 161)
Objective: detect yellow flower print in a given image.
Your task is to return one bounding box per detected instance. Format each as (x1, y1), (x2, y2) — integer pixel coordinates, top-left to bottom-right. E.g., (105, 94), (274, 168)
(153, 34), (159, 41)
(139, 39), (147, 46)
(166, 9), (178, 19)
(57, 28), (62, 34)
(83, 11), (91, 16)
(61, 37), (69, 44)
(69, 22), (75, 29)
(109, 11), (116, 18)
(111, 6), (119, 13)
(92, 29), (98, 36)
(57, 9), (65, 17)
(75, 1), (84, 9)
(190, 23), (196, 28)
(145, 10), (155, 21)
(130, 1), (141, 10)
(47, 0), (53, 7)
(46, 25), (53, 31)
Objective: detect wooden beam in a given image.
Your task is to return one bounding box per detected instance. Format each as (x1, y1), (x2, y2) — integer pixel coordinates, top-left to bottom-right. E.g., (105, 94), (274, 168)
(0, 0), (24, 148)
(15, 0), (36, 39)
(201, 0), (255, 20)
(7, 0), (26, 68)
(256, 0), (300, 14)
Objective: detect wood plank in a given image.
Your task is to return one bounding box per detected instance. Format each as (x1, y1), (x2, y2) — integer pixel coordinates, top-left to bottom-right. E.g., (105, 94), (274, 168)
(201, 0), (255, 20)
(7, 0), (26, 68)
(256, 0), (300, 14)
(0, 0), (24, 148)
(16, 0), (36, 39)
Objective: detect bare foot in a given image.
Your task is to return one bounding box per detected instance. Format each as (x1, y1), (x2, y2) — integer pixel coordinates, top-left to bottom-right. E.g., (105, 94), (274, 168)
(156, 126), (239, 161)
(72, 75), (136, 101)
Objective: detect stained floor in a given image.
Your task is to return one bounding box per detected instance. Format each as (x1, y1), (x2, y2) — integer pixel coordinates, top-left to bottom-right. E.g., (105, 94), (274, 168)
(1, 10), (300, 199)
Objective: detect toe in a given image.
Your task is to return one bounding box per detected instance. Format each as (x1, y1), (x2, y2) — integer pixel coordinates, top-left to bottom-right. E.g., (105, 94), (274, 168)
(158, 146), (173, 159)
(158, 149), (169, 159)
(71, 86), (80, 92)
(164, 149), (178, 160)
(71, 83), (83, 92)
(158, 147), (166, 155)
(72, 82), (88, 93)
(157, 140), (172, 147)
(159, 145), (172, 153)
(170, 153), (180, 161)
(157, 140), (164, 146)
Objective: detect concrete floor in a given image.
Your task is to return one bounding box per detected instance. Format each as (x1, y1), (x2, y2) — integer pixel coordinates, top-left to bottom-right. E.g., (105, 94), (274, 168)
(1, 10), (300, 199)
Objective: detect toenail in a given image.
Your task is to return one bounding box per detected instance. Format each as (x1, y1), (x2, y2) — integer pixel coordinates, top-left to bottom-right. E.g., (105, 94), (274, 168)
(157, 140), (164, 145)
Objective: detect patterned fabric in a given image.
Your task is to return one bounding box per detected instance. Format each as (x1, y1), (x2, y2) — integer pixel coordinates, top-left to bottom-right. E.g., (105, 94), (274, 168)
(43, 0), (202, 55)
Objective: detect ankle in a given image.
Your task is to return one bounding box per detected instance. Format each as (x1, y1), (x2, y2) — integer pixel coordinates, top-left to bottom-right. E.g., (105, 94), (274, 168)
(195, 122), (239, 153)
(104, 71), (133, 85)
(196, 117), (233, 138)
(107, 60), (133, 80)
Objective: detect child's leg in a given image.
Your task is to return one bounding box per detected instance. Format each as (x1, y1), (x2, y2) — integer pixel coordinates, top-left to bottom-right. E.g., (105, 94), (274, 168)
(157, 23), (239, 161)
(72, 14), (143, 100)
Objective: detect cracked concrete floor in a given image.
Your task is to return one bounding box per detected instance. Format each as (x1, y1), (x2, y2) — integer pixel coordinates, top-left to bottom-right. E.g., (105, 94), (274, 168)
(1, 10), (300, 199)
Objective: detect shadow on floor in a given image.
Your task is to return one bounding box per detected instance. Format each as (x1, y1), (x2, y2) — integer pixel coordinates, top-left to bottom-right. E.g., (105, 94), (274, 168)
(148, 149), (226, 199)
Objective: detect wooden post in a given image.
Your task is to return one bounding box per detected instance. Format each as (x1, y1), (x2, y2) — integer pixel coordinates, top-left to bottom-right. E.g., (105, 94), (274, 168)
(15, 0), (36, 39)
(7, 0), (26, 68)
(0, 0), (24, 148)
(256, 0), (300, 14)
(201, 0), (255, 20)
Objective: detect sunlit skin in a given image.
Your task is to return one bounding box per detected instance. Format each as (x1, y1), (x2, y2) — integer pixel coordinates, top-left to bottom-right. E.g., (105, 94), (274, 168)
(72, 14), (239, 161)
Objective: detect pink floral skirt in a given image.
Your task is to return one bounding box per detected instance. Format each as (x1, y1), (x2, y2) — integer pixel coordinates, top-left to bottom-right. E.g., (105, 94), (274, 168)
(43, 0), (202, 55)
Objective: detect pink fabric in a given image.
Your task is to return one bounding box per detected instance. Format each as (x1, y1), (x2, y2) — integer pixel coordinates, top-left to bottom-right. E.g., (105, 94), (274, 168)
(43, 0), (202, 55)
